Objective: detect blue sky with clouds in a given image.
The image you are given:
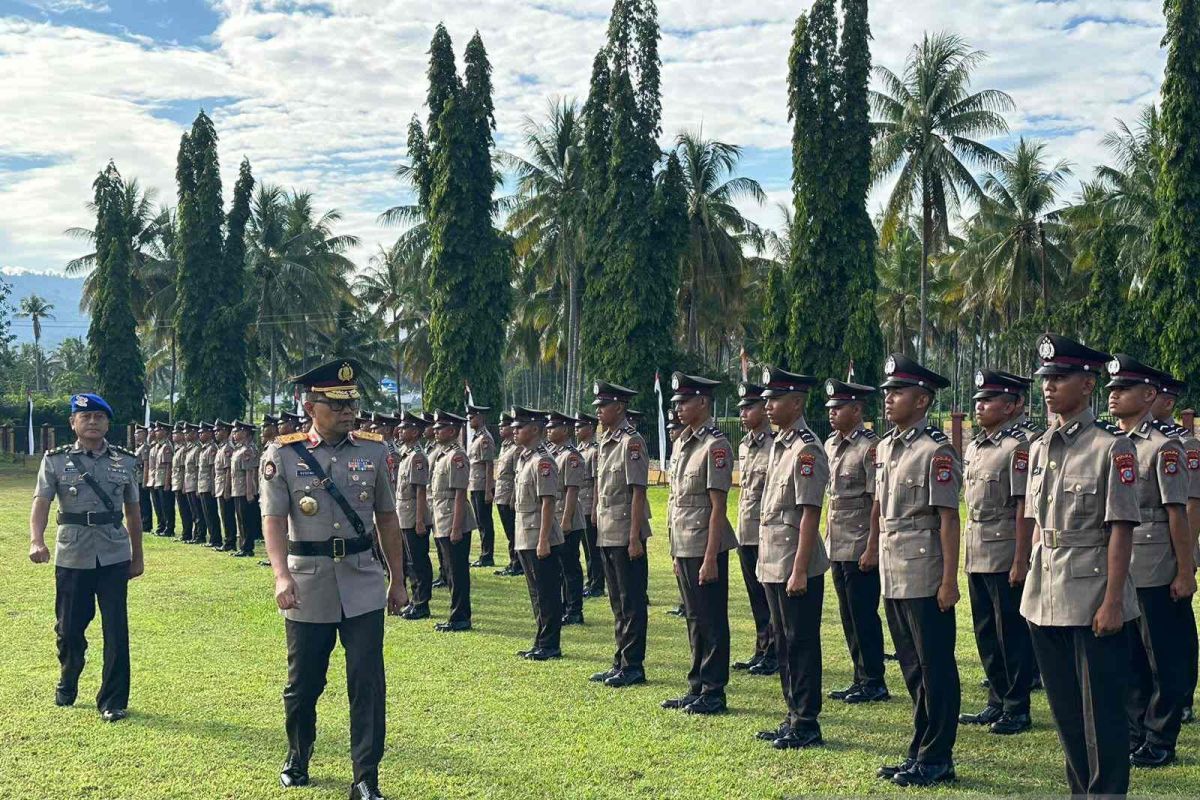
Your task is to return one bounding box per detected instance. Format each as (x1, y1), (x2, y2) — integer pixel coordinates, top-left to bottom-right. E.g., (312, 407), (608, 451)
(0, 1), (1168, 276)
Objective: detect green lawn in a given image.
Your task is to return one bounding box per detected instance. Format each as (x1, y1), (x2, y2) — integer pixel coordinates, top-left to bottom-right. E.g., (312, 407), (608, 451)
(1, 458), (1197, 798)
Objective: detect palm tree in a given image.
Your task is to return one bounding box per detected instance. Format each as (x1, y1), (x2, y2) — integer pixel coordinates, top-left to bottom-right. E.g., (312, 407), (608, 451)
(875, 216), (923, 354)
(17, 294), (54, 391)
(673, 130), (765, 364)
(871, 32), (1013, 358)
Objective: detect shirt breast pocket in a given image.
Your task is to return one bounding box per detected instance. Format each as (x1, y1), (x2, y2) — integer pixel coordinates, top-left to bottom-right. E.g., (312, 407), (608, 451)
(900, 470), (927, 507)
(1062, 474), (1098, 524)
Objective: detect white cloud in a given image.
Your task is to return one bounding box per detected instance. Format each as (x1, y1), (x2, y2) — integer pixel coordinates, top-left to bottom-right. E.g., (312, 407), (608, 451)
(21, 1), (110, 13)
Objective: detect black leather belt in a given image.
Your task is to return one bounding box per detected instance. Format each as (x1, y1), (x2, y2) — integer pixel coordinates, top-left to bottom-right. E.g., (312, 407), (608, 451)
(57, 511), (122, 526)
(287, 537), (372, 559)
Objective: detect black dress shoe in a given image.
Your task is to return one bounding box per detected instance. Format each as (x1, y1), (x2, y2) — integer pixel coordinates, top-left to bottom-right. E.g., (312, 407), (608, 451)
(401, 605), (430, 621)
(883, 652), (898, 661)
(661, 694), (700, 710)
(959, 704), (1003, 725)
(470, 558), (495, 568)
(279, 747), (312, 788)
(233, 551), (252, 558)
(55, 687), (77, 707)
(349, 779), (386, 800)
(665, 605), (685, 617)
(590, 667), (619, 683)
(989, 712), (1031, 735)
(585, 588), (605, 599)
(434, 620), (472, 632)
(431, 579), (448, 589)
(561, 612), (584, 626)
(604, 669), (646, 688)
(1130, 743), (1176, 768)
(877, 758), (917, 779)
(828, 683), (861, 701)
(756, 723), (790, 742)
(493, 566), (515, 576)
(747, 658), (778, 676)
(732, 655), (761, 671)
(891, 761), (955, 787)
(844, 683), (890, 704)
(99, 708), (128, 722)
(773, 728), (823, 749)
(525, 648), (563, 661)
(683, 695), (727, 715)
(979, 677), (991, 688)
(1182, 706), (1195, 724)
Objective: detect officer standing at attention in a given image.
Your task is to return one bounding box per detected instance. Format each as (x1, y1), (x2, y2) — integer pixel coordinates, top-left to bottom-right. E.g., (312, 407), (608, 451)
(870, 353), (962, 787)
(151, 421), (174, 536)
(665, 371), (737, 715)
(576, 413), (605, 599)
(733, 381), (777, 677)
(395, 412), (432, 621)
(260, 359), (407, 800)
(959, 370), (1035, 735)
(547, 411), (587, 626)
(214, 421), (237, 551)
(753, 367), (830, 749)
(279, 411), (301, 436)
(29, 393), (143, 722)
(430, 410), (477, 632)
(422, 412), (448, 590)
(467, 405), (497, 569)
(664, 412), (687, 618)
(1019, 334), (1141, 797)
(492, 414), (523, 577)
(134, 425), (154, 534)
(172, 423), (194, 543)
(1105, 355), (1195, 768)
(823, 379), (888, 704)
(184, 423), (207, 546)
(589, 381), (651, 688)
(511, 406), (566, 660)
(197, 422), (221, 548)
(230, 422), (254, 558)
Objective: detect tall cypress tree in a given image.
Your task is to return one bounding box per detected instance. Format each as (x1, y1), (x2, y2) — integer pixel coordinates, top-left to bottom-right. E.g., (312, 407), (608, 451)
(87, 163), (145, 422)
(406, 116), (433, 212)
(758, 264), (791, 368)
(215, 158), (254, 419)
(1147, 0), (1200, 396)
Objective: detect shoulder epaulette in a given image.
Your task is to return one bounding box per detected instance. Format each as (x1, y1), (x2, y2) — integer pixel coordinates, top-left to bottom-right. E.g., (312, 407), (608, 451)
(110, 443), (135, 457)
(275, 432), (308, 445)
(861, 428), (878, 440)
(622, 424), (637, 436)
(708, 425), (724, 439)
(1151, 419), (1178, 437)
(353, 431), (384, 442)
(999, 425), (1028, 442)
(796, 428), (816, 444)
(49, 444), (71, 456)
(1094, 419), (1123, 436)
(925, 426), (949, 444)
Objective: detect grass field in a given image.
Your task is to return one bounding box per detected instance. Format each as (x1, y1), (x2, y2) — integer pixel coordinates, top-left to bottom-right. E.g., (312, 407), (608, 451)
(1, 457), (1198, 799)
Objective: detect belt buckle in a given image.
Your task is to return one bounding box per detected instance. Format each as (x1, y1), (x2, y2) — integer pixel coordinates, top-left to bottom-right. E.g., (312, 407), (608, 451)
(332, 537), (346, 561)
(86, 511), (100, 526)
(1043, 529), (1058, 548)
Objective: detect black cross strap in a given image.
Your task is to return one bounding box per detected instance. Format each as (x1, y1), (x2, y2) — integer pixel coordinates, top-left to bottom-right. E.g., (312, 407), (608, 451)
(64, 451), (121, 525)
(288, 441), (368, 539)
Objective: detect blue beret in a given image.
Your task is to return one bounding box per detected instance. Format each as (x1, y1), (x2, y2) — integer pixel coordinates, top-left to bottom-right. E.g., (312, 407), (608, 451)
(71, 393), (113, 418)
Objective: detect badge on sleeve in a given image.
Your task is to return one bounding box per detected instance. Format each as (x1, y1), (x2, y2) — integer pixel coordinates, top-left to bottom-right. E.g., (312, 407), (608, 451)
(933, 454), (953, 483)
(453, 454), (466, 470)
(1013, 450), (1028, 472)
(798, 453), (814, 477)
(1188, 449), (1200, 471)
(539, 459), (552, 477)
(1115, 452), (1136, 485)
(568, 454), (580, 469)
(263, 461), (277, 480)
(1163, 449), (1180, 475)
(712, 447), (728, 469)
(628, 442), (641, 461)
(867, 446), (877, 465)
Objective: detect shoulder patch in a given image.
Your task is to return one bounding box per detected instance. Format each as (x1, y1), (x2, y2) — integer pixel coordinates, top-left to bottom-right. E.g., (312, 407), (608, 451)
(796, 429), (816, 444)
(1095, 419), (1123, 436)
(1162, 448), (1181, 475)
(933, 454), (953, 482)
(711, 447), (728, 469)
(275, 432), (308, 445)
(1114, 451), (1137, 484)
(353, 430), (384, 442)
(925, 426), (949, 444)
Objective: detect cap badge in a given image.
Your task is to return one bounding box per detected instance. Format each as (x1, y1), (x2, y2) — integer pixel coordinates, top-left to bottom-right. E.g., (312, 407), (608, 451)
(1107, 358), (1121, 374)
(884, 356), (896, 375)
(1038, 338), (1055, 360)
(974, 371), (984, 387)
(761, 366), (771, 384)
(338, 362), (354, 381)
(824, 380), (834, 396)
(75, 395), (88, 407)
(737, 383), (747, 397)
(671, 374), (681, 391)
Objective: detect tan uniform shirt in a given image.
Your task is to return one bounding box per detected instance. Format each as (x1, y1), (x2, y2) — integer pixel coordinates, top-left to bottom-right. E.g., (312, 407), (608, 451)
(825, 426), (877, 562)
(429, 442), (477, 537)
(197, 442), (217, 493)
(155, 440), (174, 489)
(668, 418), (736, 559)
(1126, 416), (1188, 588)
(147, 441), (161, 487)
(171, 441), (188, 491)
(260, 430), (395, 624)
(213, 441), (233, 499)
(1172, 424), (1200, 565)
(34, 442), (139, 569)
(136, 441), (151, 486)
(875, 417), (962, 600)
(493, 441), (518, 507)
(184, 442), (201, 493)
(577, 439), (598, 520)
(736, 426), (773, 547)
(468, 429), (495, 492)
(963, 424), (1030, 574)
(757, 418), (830, 583)
(513, 442), (564, 550)
(552, 442), (587, 533)
(230, 444), (250, 498)
(1020, 408), (1141, 627)
(395, 443), (430, 530)
(594, 421), (652, 547)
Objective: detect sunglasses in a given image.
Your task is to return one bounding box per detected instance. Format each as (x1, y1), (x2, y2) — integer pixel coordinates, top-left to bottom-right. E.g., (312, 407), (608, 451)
(311, 398), (360, 412)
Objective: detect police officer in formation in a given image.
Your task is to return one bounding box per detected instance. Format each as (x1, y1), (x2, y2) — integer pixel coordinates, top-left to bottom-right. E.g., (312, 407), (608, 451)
(29, 393), (143, 722)
(429, 410), (476, 632)
(134, 424), (154, 534)
(575, 413), (605, 599)
(492, 414), (524, 577)
(230, 420), (260, 558)
(213, 420), (238, 551)
(196, 422), (221, 547)
(547, 410), (587, 625)
(395, 412), (432, 621)
(467, 404), (497, 569)
(183, 423), (207, 545)
(172, 422), (193, 541)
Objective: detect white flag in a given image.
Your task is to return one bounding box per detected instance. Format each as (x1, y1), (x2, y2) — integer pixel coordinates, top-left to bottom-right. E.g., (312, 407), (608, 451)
(143, 393), (151, 427)
(654, 372), (668, 471)
(27, 391), (35, 455)
(464, 382), (475, 451)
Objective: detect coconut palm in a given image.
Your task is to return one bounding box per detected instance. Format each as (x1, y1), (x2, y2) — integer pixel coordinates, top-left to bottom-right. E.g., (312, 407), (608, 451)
(871, 31), (1013, 358)
(17, 294), (54, 391)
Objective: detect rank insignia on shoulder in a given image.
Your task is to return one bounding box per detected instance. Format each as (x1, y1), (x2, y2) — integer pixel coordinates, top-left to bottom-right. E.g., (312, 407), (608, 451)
(796, 429), (815, 444)
(276, 432), (308, 445)
(1095, 420), (1122, 436)
(1152, 419), (1177, 436)
(50, 444), (71, 455)
(111, 444), (135, 457)
(353, 431), (384, 442)
(925, 427), (948, 444)
(862, 428), (878, 440)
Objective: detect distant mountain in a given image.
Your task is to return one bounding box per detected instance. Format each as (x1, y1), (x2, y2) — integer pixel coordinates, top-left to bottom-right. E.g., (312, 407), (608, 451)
(1, 270), (88, 349)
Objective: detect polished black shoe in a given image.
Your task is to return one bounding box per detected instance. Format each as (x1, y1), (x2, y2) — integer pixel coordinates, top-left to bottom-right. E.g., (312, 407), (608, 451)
(401, 604), (430, 621)
(493, 565), (516, 576)
(605, 668), (646, 688)
(683, 695), (727, 715)
(561, 612), (584, 626)
(665, 605), (685, 617)
(434, 620), (472, 632)
(661, 694), (700, 710)
(747, 658), (778, 677)
(233, 551), (253, 558)
(877, 758), (917, 779)
(349, 779), (386, 800)
(828, 683), (861, 701)
(585, 588), (605, 599)
(279, 747), (312, 788)
(590, 667), (619, 683)
(431, 579), (447, 589)
(979, 677), (991, 688)
(732, 655), (761, 671)
(99, 708), (128, 722)
(1182, 706), (1195, 725)
(1130, 743), (1176, 768)
(756, 723), (790, 742)
(891, 761), (955, 787)
(470, 558), (495, 568)
(525, 648), (563, 661)
(883, 652), (898, 661)
(55, 684), (77, 707)
(844, 683), (890, 704)
(959, 704), (1003, 725)
(773, 727), (823, 750)
(989, 712), (1031, 735)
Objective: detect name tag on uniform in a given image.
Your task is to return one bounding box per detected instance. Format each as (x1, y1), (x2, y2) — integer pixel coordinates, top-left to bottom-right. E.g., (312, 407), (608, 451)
(63, 462), (79, 473)
(296, 466), (316, 477)
(348, 458), (374, 472)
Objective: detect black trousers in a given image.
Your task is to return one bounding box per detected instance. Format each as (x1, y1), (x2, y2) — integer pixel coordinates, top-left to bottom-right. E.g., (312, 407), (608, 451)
(1030, 622), (1130, 797)
(55, 561), (130, 711)
(152, 486), (174, 535)
(831, 560), (886, 686)
(435, 540), (448, 583)
(176, 489), (194, 540)
(497, 503), (519, 569)
(885, 596), (960, 765)
(403, 530), (432, 608)
(470, 491), (494, 561)
(234, 496), (260, 554)
(435, 533), (472, 623)
(736, 544), (775, 661)
(518, 546), (564, 651)
(583, 515), (605, 594)
(188, 493), (208, 543)
(1184, 600), (1198, 709)
(675, 552), (730, 699)
(968, 571), (1034, 715)
(764, 576), (824, 733)
(601, 545), (648, 670)
(138, 484), (153, 533)
(199, 493), (222, 546)
(284, 610), (385, 786)
(560, 529), (585, 616)
(1127, 585), (1191, 750)
(218, 496), (237, 549)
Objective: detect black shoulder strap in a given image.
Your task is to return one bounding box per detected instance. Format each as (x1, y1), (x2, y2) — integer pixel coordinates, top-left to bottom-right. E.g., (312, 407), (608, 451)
(65, 451), (117, 515)
(289, 441), (368, 539)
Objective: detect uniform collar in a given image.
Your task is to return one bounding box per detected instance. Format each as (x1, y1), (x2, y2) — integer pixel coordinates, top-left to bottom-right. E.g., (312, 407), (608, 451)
(1050, 407), (1095, 443)
(777, 416), (811, 445)
(681, 417), (716, 445)
(973, 424), (1005, 445)
(1126, 411), (1156, 439)
(742, 424), (771, 447)
(306, 428), (359, 450)
(831, 425), (863, 445)
(70, 440), (110, 458)
(1009, 412), (1030, 429)
(891, 415), (929, 445)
